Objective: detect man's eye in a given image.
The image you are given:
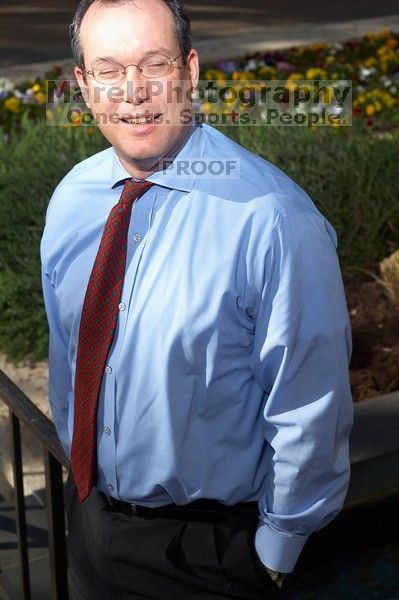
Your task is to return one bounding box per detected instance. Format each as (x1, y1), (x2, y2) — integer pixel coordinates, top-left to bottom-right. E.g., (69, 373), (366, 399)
(100, 69), (120, 75)
(148, 61), (168, 68)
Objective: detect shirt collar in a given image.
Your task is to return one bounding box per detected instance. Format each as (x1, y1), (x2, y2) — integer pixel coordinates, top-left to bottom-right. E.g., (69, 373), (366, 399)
(110, 124), (203, 192)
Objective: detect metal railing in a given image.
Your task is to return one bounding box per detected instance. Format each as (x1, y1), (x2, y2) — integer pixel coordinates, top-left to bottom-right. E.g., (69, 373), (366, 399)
(0, 368), (69, 600)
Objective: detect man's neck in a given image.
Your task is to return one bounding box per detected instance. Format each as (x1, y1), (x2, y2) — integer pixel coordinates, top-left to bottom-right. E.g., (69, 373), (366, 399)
(116, 125), (195, 180)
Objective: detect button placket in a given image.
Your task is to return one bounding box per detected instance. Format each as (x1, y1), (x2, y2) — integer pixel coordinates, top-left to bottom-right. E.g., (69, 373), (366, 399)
(98, 348), (117, 497)
(99, 187), (155, 499)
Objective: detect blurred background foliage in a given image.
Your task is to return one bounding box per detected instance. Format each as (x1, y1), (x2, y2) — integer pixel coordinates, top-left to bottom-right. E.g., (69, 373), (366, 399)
(0, 29), (398, 363)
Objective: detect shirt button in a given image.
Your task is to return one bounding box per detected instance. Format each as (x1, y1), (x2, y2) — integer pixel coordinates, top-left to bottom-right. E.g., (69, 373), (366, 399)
(107, 484), (114, 492)
(104, 426), (111, 436)
(104, 365), (112, 374)
(133, 233), (142, 242)
(118, 302), (126, 311)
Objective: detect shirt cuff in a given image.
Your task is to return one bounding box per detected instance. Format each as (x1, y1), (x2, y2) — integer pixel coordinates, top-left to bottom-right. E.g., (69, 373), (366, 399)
(254, 520), (309, 573)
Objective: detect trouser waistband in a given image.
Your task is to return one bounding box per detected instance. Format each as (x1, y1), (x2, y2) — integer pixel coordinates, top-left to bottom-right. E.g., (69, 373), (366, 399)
(106, 495), (257, 522)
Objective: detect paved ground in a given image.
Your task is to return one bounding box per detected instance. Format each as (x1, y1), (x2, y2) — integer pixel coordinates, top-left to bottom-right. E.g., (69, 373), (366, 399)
(1, 0), (399, 68)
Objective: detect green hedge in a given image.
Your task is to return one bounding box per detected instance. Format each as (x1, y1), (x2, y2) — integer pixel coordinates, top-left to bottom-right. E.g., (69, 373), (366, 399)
(222, 124), (399, 267)
(0, 119), (108, 362)
(0, 120), (398, 363)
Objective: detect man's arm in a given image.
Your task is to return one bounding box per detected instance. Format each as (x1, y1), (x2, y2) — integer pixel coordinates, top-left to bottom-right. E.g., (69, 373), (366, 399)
(42, 268), (72, 456)
(249, 210), (354, 575)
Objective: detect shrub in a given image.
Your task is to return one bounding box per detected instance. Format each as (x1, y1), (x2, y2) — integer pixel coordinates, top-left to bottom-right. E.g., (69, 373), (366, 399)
(0, 118), (108, 362)
(0, 120), (398, 363)
(221, 124), (399, 267)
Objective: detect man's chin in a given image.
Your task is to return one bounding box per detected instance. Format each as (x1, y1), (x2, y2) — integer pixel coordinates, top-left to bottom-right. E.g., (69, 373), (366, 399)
(114, 150), (168, 178)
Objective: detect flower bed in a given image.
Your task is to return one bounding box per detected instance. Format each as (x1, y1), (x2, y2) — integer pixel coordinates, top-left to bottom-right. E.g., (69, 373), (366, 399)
(0, 67), (63, 137)
(202, 29), (399, 130)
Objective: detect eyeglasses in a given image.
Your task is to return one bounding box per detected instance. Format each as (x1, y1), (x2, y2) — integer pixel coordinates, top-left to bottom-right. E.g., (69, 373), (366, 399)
(85, 53), (183, 85)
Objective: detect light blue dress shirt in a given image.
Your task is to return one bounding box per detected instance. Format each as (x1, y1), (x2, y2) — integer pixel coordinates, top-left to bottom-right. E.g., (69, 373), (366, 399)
(41, 123), (353, 573)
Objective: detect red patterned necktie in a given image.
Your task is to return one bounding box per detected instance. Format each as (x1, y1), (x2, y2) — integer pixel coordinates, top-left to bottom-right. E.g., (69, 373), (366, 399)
(71, 179), (154, 502)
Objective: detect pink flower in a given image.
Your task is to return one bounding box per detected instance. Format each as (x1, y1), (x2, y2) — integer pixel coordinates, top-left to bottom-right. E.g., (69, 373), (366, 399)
(276, 61), (293, 72)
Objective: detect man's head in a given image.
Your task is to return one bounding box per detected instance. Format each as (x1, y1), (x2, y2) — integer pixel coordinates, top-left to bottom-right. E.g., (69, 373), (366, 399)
(70, 0), (192, 71)
(72, 0), (199, 178)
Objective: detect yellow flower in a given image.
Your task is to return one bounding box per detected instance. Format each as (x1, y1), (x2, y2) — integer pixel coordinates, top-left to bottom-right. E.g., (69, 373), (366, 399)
(200, 102), (213, 114)
(287, 72), (304, 81)
(306, 67), (327, 80)
(377, 47), (398, 66)
(4, 97), (21, 113)
(363, 57), (378, 68)
(357, 93), (366, 104)
(285, 78), (307, 93)
(35, 91), (46, 104)
(365, 104), (375, 116)
(324, 86), (335, 103)
(31, 83), (41, 93)
(377, 46), (390, 56)
(325, 55), (336, 65)
(374, 100), (382, 112)
(204, 69), (226, 83)
(377, 29), (391, 39)
(379, 61), (388, 73)
(258, 66), (276, 77)
(232, 71), (255, 81)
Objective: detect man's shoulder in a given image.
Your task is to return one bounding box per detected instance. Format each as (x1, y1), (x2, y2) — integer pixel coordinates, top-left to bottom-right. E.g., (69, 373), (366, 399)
(198, 124), (313, 213)
(57, 146), (114, 190)
(44, 146), (114, 229)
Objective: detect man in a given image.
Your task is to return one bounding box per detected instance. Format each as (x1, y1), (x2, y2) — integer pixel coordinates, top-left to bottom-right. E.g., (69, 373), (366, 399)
(41, 0), (354, 598)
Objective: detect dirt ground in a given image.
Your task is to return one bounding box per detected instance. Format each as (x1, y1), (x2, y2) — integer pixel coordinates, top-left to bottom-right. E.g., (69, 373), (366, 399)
(345, 273), (399, 402)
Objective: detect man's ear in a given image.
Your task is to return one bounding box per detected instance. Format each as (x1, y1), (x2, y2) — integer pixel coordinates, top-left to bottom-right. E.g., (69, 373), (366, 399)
(186, 48), (199, 91)
(74, 65), (91, 109)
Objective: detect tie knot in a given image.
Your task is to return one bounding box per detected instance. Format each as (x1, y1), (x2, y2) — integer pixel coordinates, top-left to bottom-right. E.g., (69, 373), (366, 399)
(120, 179), (155, 205)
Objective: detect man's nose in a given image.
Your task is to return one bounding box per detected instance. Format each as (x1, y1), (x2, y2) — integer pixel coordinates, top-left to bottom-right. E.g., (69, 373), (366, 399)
(123, 67), (151, 105)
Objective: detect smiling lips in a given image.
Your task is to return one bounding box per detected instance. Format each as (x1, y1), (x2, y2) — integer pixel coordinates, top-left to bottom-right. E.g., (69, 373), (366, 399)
(121, 112), (162, 124)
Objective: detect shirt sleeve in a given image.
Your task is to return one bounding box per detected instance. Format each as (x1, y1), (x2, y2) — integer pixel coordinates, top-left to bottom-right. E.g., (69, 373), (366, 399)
(249, 210), (354, 573)
(41, 268), (72, 457)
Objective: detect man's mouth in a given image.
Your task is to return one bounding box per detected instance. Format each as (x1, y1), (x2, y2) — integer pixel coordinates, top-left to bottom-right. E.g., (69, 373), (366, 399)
(120, 113), (162, 124)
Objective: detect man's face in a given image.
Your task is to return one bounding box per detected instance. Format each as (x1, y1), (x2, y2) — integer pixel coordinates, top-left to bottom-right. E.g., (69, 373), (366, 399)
(75, 0), (199, 178)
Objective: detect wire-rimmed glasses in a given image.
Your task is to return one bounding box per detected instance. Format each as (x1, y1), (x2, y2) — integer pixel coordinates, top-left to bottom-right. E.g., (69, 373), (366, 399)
(85, 53), (182, 85)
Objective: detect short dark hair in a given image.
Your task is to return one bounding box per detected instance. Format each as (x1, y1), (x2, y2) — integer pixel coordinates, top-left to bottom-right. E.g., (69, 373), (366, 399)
(70, 0), (192, 69)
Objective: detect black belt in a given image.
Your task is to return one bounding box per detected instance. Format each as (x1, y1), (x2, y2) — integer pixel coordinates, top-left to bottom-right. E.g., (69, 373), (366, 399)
(106, 496), (257, 522)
